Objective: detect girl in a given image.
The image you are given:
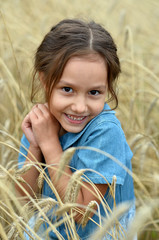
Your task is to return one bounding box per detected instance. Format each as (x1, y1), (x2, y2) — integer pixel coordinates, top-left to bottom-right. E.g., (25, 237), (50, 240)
(18, 19), (136, 239)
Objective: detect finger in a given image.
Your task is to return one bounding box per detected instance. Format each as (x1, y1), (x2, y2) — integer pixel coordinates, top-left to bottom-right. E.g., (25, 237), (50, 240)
(44, 102), (48, 108)
(32, 104), (38, 110)
(23, 114), (31, 125)
(21, 114), (32, 130)
(36, 103), (50, 115)
(32, 105), (44, 118)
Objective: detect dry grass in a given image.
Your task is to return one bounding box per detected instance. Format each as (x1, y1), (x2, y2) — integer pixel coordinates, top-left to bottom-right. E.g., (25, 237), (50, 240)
(0, 0), (159, 239)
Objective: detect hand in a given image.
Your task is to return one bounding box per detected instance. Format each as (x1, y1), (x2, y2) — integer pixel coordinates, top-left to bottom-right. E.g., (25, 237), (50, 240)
(21, 107), (39, 148)
(26, 104), (60, 150)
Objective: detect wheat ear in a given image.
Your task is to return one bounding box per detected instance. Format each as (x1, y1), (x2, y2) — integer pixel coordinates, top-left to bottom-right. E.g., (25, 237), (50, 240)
(16, 164), (32, 175)
(110, 175), (117, 199)
(34, 218), (45, 233)
(55, 203), (77, 217)
(64, 169), (85, 203)
(55, 147), (76, 181)
(37, 170), (44, 192)
(81, 200), (98, 228)
(34, 198), (58, 232)
(37, 197), (58, 209)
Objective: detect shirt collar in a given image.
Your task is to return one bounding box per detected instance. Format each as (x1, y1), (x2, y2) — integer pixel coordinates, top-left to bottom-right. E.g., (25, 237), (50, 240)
(59, 103), (115, 150)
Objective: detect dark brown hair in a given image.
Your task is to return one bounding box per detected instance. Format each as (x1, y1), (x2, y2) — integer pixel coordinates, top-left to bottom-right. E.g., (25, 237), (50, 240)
(32, 19), (121, 109)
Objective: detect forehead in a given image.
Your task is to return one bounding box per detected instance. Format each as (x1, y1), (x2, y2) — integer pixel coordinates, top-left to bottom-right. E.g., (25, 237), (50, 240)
(68, 53), (107, 65)
(57, 54), (108, 87)
(62, 53), (107, 76)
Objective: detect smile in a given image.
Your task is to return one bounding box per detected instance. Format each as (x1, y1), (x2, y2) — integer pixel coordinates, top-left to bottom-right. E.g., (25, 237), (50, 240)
(67, 114), (85, 121)
(65, 114), (87, 124)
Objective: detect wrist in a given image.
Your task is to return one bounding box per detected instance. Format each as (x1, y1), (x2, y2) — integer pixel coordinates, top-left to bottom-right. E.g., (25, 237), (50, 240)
(29, 144), (41, 153)
(27, 145), (43, 163)
(39, 135), (59, 151)
(40, 137), (62, 163)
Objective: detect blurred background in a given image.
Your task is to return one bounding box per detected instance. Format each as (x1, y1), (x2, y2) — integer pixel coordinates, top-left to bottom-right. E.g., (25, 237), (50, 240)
(0, 0), (159, 239)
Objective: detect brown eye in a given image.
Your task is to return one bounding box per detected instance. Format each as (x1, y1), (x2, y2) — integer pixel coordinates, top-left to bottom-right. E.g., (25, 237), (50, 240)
(62, 87), (73, 93)
(89, 90), (100, 95)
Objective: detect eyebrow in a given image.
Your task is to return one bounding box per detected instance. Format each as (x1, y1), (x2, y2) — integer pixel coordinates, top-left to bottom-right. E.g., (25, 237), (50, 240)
(58, 80), (106, 90)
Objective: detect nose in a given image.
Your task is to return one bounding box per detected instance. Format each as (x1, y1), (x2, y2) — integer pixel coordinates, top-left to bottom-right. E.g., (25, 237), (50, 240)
(71, 96), (88, 114)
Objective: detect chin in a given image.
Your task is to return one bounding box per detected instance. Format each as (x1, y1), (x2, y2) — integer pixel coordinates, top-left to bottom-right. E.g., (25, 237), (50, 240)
(63, 126), (84, 134)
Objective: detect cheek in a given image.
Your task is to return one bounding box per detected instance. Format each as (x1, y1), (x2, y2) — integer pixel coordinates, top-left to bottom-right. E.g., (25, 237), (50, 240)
(49, 96), (58, 115)
(49, 96), (65, 116)
(92, 101), (105, 115)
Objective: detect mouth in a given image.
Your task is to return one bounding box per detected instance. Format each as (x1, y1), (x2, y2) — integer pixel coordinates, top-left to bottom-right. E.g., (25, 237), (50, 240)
(65, 114), (87, 124)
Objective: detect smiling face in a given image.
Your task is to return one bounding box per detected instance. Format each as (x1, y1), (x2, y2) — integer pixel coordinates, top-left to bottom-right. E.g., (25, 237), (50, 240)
(49, 54), (108, 134)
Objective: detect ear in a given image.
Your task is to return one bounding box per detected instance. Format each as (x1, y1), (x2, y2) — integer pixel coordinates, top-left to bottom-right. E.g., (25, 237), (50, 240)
(38, 72), (48, 103)
(38, 71), (47, 90)
(39, 71), (45, 83)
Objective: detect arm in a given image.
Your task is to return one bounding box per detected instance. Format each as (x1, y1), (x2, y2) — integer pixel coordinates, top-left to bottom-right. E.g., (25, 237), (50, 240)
(16, 145), (43, 197)
(21, 104), (107, 222)
(16, 111), (43, 197)
(40, 137), (107, 223)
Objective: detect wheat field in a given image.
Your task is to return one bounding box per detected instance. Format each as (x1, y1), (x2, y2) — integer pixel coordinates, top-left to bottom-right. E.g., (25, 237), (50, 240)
(0, 0), (159, 239)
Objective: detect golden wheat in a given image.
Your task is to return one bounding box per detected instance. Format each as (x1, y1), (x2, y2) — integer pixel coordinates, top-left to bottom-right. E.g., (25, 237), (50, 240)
(0, 0), (159, 239)
(81, 200), (98, 228)
(55, 147), (76, 181)
(64, 169), (85, 204)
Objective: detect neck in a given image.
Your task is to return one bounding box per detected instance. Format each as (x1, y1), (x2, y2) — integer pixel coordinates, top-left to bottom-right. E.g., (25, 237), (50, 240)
(59, 127), (67, 136)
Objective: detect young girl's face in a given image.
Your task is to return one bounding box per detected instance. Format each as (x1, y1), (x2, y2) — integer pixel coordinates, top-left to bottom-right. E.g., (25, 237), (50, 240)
(49, 54), (108, 134)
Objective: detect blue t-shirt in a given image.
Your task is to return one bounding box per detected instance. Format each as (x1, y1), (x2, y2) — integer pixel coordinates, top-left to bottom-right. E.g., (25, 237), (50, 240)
(18, 103), (135, 240)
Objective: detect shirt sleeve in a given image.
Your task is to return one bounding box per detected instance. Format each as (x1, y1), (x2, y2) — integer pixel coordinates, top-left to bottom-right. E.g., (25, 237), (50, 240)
(18, 134), (30, 169)
(72, 121), (132, 185)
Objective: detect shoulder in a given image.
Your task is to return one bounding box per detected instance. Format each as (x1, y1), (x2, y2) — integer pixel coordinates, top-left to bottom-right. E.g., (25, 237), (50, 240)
(77, 104), (133, 166)
(90, 103), (121, 127)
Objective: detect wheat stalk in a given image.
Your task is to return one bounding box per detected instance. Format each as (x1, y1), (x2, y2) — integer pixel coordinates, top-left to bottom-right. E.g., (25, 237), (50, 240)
(7, 222), (19, 240)
(0, 223), (8, 240)
(126, 200), (159, 240)
(89, 202), (131, 240)
(1, 1), (159, 239)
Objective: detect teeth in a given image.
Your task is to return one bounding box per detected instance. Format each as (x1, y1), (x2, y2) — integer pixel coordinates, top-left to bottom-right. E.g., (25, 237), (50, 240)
(67, 114), (85, 121)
